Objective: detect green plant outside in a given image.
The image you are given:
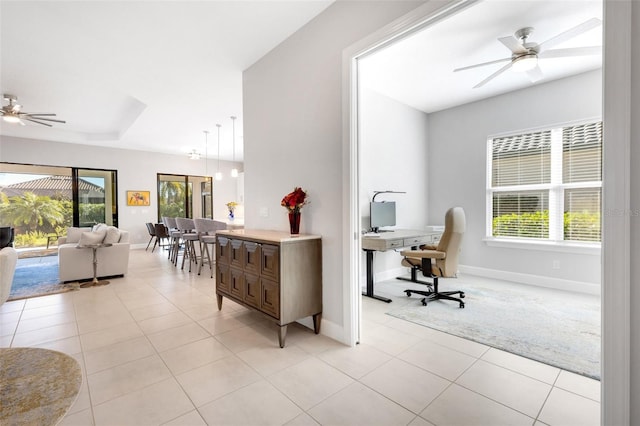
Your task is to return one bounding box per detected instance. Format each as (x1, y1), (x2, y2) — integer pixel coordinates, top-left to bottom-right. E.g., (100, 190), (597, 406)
(0, 191), (106, 248)
(493, 210), (601, 242)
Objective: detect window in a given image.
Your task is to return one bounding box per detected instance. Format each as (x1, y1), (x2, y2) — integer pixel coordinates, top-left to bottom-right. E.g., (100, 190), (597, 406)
(157, 174), (212, 221)
(488, 121), (602, 243)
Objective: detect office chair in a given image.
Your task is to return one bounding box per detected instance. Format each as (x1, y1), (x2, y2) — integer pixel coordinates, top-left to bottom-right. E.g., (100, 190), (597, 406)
(400, 207), (466, 308)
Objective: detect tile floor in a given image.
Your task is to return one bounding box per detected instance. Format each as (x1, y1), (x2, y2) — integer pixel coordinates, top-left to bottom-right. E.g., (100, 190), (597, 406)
(0, 248), (601, 425)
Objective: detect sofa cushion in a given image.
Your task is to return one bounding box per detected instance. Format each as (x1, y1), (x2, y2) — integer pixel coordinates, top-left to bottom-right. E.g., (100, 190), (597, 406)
(66, 227), (86, 244)
(78, 230), (106, 246)
(103, 226), (121, 244)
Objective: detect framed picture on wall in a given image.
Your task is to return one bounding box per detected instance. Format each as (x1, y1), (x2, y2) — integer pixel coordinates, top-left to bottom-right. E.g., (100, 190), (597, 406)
(127, 190), (150, 206)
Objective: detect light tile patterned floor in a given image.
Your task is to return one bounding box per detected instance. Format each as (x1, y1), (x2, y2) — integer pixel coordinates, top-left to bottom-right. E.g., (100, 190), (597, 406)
(0, 248), (601, 425)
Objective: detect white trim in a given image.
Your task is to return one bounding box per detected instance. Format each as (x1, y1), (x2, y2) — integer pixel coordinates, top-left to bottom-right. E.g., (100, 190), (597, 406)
(483, 238), (601, 255)
(601, 1), (631, 424)
(458, 265), (600, 296)
(486, 115), (603, 141)
(343, 0), (477, 348)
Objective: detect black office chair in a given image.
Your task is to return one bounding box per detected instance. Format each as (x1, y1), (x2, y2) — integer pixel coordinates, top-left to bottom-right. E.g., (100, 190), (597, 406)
(400, 207), (466, 308)
(145, 223), (157, 251)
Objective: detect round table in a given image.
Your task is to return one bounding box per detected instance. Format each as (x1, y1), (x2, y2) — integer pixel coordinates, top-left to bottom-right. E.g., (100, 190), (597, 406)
(77, 243), (113, 287)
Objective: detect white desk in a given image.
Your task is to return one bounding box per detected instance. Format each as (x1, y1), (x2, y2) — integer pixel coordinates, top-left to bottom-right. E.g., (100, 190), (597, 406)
(362, 229), (441, 303)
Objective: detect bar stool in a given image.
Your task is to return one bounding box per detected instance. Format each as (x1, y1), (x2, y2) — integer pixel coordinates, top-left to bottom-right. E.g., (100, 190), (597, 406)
(175, 217), (198, 271)
(194, 218), (227, 278)
(164, 217), (181, 265)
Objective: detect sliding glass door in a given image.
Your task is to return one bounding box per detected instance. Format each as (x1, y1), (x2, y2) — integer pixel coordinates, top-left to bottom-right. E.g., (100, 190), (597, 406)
(75, 168), (118, 227)
(157, 173), (212, 221)
(0, 162), (118, 249)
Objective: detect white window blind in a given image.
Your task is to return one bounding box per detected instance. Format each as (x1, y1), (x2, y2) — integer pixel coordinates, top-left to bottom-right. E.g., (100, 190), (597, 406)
(563, 121), (602, 241)
(488, 121), (602, 243)
(492, 131), (552, 187)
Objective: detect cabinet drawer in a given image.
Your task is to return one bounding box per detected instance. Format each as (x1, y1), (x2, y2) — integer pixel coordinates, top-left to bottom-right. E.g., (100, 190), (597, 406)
(403, 236), (431, 247)
(244, 273), (260, 309)
(261, 244), (280, 281)
(387, 239), (403, 249)
(230, 239), (244, 268)
(230, 267), (244, 299)
(216, 263), (231, 295)
(261, 278), (280, 319)
(243, 242), (261, 274)
(216, 237), (231, 265)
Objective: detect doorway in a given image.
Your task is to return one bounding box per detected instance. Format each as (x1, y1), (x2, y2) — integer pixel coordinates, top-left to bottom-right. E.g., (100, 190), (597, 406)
(345, 1), (630, 423)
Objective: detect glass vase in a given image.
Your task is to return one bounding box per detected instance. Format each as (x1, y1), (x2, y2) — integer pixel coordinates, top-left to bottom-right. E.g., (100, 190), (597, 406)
(288, 211), (301, 235)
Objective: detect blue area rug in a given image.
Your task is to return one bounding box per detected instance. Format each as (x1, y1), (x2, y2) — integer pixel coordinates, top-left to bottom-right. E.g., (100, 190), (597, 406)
(385, 277), (601, 380)
(9, 256), (78, 301)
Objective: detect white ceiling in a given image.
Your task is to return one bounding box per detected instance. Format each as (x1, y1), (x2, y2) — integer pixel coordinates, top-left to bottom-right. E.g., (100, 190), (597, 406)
(0, 0), (334, 161)
(359, 0), (603, 114)
(1, 1), (602, 162)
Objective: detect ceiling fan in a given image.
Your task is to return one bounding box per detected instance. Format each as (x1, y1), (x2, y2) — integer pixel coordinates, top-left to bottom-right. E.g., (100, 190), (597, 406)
(1, 94), (66, 127)
(455, 17), (602, 89)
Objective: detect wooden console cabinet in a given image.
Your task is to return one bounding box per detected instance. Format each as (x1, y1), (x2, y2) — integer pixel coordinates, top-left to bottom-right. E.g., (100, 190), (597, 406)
(215, 229), (322, 347)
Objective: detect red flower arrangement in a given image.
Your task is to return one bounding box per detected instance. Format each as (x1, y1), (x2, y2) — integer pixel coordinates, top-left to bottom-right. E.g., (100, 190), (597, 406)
(281, 187), (308, 213)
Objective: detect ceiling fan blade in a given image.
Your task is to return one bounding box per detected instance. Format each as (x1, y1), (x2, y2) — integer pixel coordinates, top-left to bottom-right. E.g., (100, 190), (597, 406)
(454, 57), (512, 72)
(498, 35), (527, 54)
(538, 18), (602, 51)
(539, 46), (602, 59)
(474, 62), (513, 89)
(25, 115), (66, 124)
(23, 113), (57, 116)
(526, 65), (543, 83)
(24, 118), (53, 127)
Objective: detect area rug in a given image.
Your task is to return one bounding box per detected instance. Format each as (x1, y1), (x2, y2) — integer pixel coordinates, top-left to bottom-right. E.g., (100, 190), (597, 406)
(385, 278), (601, 380)
(0, 347), (82, 425)
(9, 256), (78, 301)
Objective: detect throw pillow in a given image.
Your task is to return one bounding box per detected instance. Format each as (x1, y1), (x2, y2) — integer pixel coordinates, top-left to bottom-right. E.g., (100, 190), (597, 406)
(78, 230), (106, 246)
(92, 223), (108, 232)
(103, 226), (121, 244)
(66, 227), (85, 244)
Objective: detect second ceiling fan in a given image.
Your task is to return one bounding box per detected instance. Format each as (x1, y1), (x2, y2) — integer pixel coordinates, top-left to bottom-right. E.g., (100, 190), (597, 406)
(455, 17), (602, 89)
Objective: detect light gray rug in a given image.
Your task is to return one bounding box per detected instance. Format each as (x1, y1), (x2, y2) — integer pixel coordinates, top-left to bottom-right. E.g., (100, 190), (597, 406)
(385, 277), (601, 380)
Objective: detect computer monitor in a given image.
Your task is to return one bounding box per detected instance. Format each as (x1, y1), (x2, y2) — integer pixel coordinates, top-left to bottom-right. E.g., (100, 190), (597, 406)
(370, 201), (396, 232)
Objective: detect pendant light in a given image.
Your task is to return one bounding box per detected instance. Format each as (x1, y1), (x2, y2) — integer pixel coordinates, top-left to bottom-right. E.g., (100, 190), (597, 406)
(230, 116), (238, 178)
(215, 124), (223, 181)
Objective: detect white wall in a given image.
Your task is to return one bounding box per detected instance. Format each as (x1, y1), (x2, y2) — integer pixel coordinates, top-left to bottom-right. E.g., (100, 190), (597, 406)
(359, 88), (429, 278)
(243, 0), (423, 340)
(629, 1), (640, 421)
(0, 136), (243, 245)
(427, 70), (602, 288)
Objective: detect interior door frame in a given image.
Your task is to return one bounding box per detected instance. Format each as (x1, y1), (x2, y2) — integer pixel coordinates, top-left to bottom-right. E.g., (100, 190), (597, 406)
(342, 1), (631, 424)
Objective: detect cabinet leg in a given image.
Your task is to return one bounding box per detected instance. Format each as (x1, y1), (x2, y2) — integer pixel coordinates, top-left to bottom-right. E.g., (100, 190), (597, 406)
(216, 294), (223, 311)
(278, 325), (288, 348)
(313, 313), (322, 334)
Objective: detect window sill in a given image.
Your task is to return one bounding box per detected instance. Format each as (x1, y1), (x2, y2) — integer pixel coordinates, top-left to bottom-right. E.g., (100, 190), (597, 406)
(483, 237), (601, 255)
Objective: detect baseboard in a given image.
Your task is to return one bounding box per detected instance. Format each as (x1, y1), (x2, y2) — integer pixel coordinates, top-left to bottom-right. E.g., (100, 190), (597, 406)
(458, 264), (601, 296)
(364, 265), (600, 296)
(297, 317), (346, 346)
(365, 267), (408, 284)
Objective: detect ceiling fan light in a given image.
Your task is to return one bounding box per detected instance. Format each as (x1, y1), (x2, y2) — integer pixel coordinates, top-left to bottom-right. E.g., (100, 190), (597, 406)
(512, 54), (538, 72)
(188, 150), (201, 160)
(2, 115), (21, 123)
